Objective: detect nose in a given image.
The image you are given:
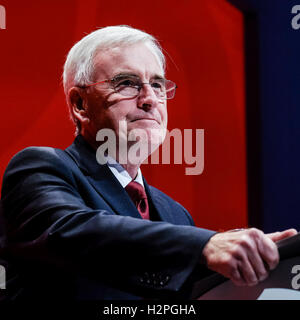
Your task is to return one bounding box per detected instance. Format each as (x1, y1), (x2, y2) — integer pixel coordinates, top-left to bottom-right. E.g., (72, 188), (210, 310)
(137, 83), (158, 109)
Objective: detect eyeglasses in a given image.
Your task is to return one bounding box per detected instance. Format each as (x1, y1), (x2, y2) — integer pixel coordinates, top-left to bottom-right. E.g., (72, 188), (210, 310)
(79, 74), (177, 100)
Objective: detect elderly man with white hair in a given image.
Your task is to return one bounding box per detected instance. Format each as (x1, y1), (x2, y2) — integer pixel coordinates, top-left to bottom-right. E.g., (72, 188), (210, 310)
(0, 25), (296, 300)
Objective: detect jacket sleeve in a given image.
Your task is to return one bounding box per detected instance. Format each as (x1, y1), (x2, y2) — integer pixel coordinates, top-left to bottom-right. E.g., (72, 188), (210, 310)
(1, 147), (216, 298)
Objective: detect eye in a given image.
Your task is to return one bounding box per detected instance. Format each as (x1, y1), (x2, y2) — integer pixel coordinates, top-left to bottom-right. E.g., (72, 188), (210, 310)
(113, 76), (140, 88)
(151, 79), (165, 90)
(118, 79), (137, 87)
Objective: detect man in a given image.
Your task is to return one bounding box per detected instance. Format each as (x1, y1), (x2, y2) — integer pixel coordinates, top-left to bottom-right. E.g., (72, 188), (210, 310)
(0, 26), (296, 300)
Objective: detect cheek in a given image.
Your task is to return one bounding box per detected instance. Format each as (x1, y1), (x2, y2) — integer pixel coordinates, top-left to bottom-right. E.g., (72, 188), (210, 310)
(110, 101), (133, 120)
(107, 105), (133, 138)
(102, 101), (131, 125)
(159, 104), (168, 127)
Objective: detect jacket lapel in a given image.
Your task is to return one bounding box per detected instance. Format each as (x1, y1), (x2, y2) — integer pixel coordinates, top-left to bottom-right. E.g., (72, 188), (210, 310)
(65, 135), (142, 219)
(143, 178), (176, 224)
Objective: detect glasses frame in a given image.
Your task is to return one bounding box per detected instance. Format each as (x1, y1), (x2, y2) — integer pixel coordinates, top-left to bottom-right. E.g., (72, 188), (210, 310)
(79, 75), (178, 100)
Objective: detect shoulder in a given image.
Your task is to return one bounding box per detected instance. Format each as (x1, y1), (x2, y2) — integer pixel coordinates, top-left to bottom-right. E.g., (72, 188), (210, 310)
(6, 146), (62, 163)
(4, 146), (72, 174)
(2, 146), (77, 192)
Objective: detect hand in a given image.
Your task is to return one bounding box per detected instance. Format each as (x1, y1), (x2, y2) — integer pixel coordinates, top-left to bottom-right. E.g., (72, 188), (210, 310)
(202, 228), (297, 286)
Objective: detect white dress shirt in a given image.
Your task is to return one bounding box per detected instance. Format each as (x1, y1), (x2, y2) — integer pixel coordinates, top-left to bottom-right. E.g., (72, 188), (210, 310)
(104, 155), (144, 189)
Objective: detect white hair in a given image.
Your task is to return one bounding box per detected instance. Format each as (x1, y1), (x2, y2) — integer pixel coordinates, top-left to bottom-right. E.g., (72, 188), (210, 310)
(62, 25), (166, 134)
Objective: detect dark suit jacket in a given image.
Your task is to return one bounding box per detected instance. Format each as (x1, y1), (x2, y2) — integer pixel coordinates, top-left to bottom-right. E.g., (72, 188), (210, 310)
(0, 135), (215, 300)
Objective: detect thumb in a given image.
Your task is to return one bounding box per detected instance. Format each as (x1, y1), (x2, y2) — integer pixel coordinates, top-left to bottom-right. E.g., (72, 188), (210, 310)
(267, 228), (298, 243)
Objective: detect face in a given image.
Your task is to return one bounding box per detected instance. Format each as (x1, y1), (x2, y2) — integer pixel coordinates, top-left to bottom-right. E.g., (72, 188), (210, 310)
(78, 43), (168, 159)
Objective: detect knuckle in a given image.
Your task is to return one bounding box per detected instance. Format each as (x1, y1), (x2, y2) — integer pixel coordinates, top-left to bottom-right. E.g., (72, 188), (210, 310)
(248, 276), (259, 286)
(270, 254), (279, 267)
(229, 244), (242, 257)
(267, 254), (279, 270)
(239, 234), (249, 245)
(259, 271), (269, 282)
(220, 254), (233, 267)
(258, 267), (268, 277)
(238, 234), (254, 250)
(229, 268), (240, 281)
(248, 228), (263, 239)
(245, 271), (258, 286)
(221, 257), (239, 277)
(248, 279), (258, 286)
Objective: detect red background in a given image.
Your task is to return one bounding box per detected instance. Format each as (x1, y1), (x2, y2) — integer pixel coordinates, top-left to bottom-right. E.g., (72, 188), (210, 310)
(0, 0), (247, 231)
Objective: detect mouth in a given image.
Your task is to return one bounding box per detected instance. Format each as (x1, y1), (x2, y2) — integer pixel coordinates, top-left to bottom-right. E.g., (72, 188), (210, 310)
(131, 118), (160, 124)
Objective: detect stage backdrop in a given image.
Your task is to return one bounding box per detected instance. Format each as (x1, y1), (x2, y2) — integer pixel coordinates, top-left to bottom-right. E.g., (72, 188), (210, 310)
(0, 0), (247, 231)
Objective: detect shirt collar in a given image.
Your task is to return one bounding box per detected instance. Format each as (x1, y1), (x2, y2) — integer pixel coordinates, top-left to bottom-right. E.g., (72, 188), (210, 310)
(105, 155), (144, 189)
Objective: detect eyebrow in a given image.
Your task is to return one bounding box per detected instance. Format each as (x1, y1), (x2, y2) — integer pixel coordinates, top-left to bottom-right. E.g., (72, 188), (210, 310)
(112, 72), (138, 79)
(112, 72), (165, 80)
(152, 74), (165, 80)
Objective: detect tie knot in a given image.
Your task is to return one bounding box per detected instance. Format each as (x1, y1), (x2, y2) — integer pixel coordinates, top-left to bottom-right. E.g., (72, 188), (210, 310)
(125, 181), (147, 201)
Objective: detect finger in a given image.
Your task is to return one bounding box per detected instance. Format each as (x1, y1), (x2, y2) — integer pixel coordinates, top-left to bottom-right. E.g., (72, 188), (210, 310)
(256, 235), (279, 270)
(212, 252), (247, 286)
(236, 250), (259, 286)
(236, 228), (269, 282)
(230, 267), (247, 287)
(246, 243), (269, 282)
(267, 229), (298, 243)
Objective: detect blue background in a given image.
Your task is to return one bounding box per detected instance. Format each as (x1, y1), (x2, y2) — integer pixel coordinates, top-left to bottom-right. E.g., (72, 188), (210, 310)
(231, 0), (300, 232)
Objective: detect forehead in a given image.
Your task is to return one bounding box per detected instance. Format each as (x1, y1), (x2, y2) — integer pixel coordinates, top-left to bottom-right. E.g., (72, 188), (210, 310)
(93, 43), (164, 80)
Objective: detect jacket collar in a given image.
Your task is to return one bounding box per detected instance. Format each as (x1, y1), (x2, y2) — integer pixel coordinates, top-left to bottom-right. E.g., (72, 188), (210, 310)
(65, 135), (103, 177)
(65, 135), (172, 222)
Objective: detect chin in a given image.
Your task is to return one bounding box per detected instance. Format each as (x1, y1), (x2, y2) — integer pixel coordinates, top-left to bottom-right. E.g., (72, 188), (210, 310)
(130, 120), (161, 130)
(129, 126), (165, 143)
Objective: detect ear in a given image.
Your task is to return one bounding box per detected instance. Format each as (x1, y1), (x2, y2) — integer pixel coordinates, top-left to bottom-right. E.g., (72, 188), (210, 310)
(68, 87), (90, 126)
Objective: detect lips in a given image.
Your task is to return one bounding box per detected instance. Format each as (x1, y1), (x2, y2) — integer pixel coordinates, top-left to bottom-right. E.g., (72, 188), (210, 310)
(131, 118), (160, 124)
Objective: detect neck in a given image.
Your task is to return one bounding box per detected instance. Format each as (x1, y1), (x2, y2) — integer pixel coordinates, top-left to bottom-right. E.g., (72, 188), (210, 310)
(120, 163), (140, 180)
(81, 133), (142, 179)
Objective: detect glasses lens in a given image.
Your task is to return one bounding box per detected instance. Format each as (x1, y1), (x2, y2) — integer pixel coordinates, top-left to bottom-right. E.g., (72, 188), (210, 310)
(150, 79), (176, 100)
(150, 79), (166, 97)
(112, 75), (140, 97)
(111, 75), (177, 99)
(165, 80), (176, 99)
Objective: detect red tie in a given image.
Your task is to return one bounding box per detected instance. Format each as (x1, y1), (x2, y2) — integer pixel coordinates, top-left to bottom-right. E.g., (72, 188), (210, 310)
(125, 181), (150, 220)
